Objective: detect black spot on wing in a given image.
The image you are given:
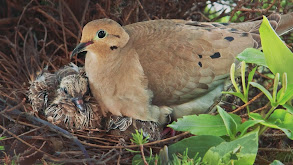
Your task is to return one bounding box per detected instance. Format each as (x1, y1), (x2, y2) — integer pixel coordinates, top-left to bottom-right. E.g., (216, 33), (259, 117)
(224, 36), (234, 42)
(210, 52), (221, 59)
(241, 33), (249, 37)
(212, 23), (221, 27)
(198, 55), (202, 58)
(230, 28), (238, 31)
(220, 23), (230, 26)
(198, 62), (202, 67)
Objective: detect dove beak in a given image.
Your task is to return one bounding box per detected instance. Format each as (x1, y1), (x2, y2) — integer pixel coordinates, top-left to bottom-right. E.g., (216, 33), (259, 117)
(72, 97), (86, 113)
(70, 41), (93, 58)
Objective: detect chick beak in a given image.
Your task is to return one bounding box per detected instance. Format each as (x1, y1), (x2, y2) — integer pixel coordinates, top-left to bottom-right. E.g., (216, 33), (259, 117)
(70, 41), (93, 58)
(72, 97), (86, 113)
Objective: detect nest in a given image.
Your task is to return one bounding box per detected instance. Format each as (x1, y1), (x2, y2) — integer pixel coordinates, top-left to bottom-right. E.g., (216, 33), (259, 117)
(0, 0), (292, 164)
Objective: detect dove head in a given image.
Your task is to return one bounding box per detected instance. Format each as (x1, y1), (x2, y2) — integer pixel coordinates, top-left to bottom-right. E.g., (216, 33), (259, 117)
(71, 19), (130, 59)
(58, 74), (88, 113)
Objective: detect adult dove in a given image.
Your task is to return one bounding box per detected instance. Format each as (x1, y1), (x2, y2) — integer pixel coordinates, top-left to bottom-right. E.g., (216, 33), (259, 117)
(71, 13), (293, 124)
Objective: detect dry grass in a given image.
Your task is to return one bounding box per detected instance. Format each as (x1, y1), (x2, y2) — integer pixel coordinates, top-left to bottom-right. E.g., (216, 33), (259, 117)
(0, 0), (292, 164)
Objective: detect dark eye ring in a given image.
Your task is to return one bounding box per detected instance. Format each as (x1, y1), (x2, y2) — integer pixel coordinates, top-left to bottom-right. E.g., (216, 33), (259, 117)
(97, 29), (107, 38)
(62, 88), (68, 94)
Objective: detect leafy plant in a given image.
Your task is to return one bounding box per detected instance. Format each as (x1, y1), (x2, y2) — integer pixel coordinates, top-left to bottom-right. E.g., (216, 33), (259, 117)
(168, 106), (259, 164)
(129, 129), (159, 165)
(223, 61), (257, 113)
(158, 15), (293, 165)
(234, 15), (293, 137)
(171, 149), (201, 165)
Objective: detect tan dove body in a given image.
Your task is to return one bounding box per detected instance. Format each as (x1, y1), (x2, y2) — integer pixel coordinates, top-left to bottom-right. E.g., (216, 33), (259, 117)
(72, 13), (293, 124)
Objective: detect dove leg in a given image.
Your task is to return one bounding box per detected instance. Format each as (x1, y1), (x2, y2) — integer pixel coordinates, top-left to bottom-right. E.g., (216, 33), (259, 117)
(170, 84), (224, 120)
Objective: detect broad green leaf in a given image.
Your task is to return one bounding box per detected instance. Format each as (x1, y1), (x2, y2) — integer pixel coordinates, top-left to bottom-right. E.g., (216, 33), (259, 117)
(168, 135), (225, 159)
(267, 109), (293, 139)
(238, 120), (262, 137)
(249, 113), (265, 121)
(203, 128), (259, 165)
(250, 82), (273, 103)
(237, 48), (267, 67)
(283, 103), (293, 114)
(168, 113), (241, 136)
(278, 84), (293, 105)
(259, 16), (293, 84)
(168, 114), (227, 136)
(217, 106), (237, 139)
(250, 110), (293, 139)
(270, 160), (284, 165)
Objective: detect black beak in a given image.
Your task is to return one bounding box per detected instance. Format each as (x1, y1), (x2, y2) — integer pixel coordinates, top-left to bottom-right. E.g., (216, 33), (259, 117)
(72, 97), (86, 113)
(70, 41), (93, 58)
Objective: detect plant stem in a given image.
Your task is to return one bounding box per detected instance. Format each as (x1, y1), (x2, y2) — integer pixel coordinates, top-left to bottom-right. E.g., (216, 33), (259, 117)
(259, 105), (277, 136)
(259, 126), (269, 136)
(140, 144), (148, 165)
(264, 106), (277, 120)
(246, 104), (250, 114)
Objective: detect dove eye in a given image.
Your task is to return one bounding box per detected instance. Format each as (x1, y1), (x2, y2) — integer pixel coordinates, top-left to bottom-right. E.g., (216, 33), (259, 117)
(96, 29), (107, 38)
(62, 87), (68, 94)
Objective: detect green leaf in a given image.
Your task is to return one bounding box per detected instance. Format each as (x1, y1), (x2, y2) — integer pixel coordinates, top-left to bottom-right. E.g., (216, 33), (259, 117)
(238, 120), (262, 137)
(247, 67), (257, 85)
(278, 84), (293, 105)
(202, 128), (259, 165)
(267, 109), (293, 139)
(217, 106), (237, 139)
(237, 48), (267, 67)
(283, 103), (293, 114)
(270, 160), (284, 165)
(250, 110), (293, 140)
(222, 91), (245, 101)
(168, 113), (241, 136)
(250, 82), (273, 103)
(168, 135), (225, 159)
(259, 16), (293, 84)
(249, 113), (265, 121)
(168, 114), (226, 136)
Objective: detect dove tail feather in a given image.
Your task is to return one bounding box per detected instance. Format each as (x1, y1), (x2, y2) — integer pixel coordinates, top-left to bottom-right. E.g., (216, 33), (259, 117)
(276, 12), (293, 35)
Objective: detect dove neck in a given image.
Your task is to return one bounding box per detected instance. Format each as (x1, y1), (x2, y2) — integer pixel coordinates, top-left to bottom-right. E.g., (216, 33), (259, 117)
(85, 47), (146, 89)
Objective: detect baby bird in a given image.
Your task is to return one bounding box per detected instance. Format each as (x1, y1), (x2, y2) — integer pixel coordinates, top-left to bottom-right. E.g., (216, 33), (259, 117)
(28, 64), (161, 140)
(45, 73), (102, 130)
(71, 13), (293, 124)
(28, 68), (58, 114)
(29, 63), (100, 129)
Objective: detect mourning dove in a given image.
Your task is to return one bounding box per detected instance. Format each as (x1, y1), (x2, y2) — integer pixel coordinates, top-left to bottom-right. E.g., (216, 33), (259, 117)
(28, 64), (161, 140)
(71, 13), (293, 124)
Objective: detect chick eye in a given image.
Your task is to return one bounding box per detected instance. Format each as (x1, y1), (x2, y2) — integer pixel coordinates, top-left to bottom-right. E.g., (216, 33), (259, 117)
(62, 88), (68, 94)
(96, 29), (107, 38)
